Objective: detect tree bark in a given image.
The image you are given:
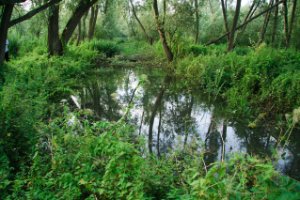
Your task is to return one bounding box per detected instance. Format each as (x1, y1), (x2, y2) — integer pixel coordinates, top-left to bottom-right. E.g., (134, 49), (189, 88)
(130, 0), (152, 44)
(88, 6), (95, 40)
(227, 0), (242, 51)
(89, 5), (99, 40)
(61, 0), (98, 45)
(258, 0), (274, 44)
(82, 14), (87, 40)
(0, 4), (14, 64)
(220, 0), (230, 41)
(153, 0), (173, 62)
(286, 0), (298, 47)
(271, 0), (279, 44)
(283, 0), (289, 47)
(194, 0), (200, 44)
(77, 19), (82, 45)
(104, 0), (109, 14)
(48, 4), (63, 55)
(241, 0), (260, 33)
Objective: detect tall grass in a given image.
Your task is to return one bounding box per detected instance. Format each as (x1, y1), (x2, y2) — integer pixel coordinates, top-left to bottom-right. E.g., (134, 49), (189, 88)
(175, 45), (300, 115)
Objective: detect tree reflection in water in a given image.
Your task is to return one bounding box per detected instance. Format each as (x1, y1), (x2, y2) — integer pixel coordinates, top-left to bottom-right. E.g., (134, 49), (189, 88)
(79, 67), (300, 180)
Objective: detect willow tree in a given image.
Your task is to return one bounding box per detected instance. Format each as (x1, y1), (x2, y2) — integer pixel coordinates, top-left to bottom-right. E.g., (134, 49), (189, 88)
(47, 0), (98, 55)
(283, 0), (298, 47)
(0, 0), (61, 64)
(88, 4), (99, 40)
(258, 0), (274, 44)
(153, 0), (173, 62)
(130, 0), (153, 44)
(208, 0), (283, 47)
(0, 3), (14, 64)
(227, 0), (242, 51)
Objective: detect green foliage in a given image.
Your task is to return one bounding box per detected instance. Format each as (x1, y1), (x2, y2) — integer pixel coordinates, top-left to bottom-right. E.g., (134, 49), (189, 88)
(0, 45), (100, 198)
(188, 45), (208, 56)
(80, 40), (120, 58)
(1, 42), (300, 199)
(7, 115), (145, 199)
(184, 155), (300, 199)
(176, 45), (300, 114)
(0, 145), (10, 199)
(8, 31), (47, 57)
(5, 111), (300, 199)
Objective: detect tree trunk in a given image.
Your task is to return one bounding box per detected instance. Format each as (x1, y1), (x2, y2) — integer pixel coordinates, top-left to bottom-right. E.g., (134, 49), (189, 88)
(48, 4), (63, 55)
(0, 3), (13, 64)
(227, 0), (242, 51)
(287, 0), (298, 47)
(91, 5), (99, 38)
(220, 0), (230, 41)
(163, 0), (167, 23)
(283, 0), (289, 47)
(61, 0), (97, 45)
(194, 0), (200, 44)
(130, 0), (152, 44)
(88, 6), (95, 40)
(241, 0), (260, 33)
(82, 15), (87, 40)
(271, 0), (279, 44)
(77, 19), (82, 45)
(206, 0), (283, 45)
(258, 0), (274, 44)
(153, 0), (173, 62)
(104, 0), (109, 14)
(88, 5), (99, 40)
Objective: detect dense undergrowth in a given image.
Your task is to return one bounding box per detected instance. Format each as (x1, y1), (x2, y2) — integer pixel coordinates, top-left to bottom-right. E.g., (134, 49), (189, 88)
(1, 40), (300, 199)
(176, 44), (300, 117)
(3, 110), (300, 199)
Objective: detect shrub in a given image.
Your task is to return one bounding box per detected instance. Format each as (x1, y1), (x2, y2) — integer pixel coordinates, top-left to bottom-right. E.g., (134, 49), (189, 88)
(188, 45), (208, 56)
(175, 45), (300, 114)
(82, 40), (120, 57)
(0, 46), (99, 197)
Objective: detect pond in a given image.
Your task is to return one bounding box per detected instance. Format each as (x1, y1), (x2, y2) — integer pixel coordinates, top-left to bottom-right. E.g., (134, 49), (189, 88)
(77, 66), (300, 180)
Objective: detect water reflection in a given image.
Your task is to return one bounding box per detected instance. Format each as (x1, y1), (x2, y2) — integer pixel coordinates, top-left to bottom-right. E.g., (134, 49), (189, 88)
(79, 67), (300, 180)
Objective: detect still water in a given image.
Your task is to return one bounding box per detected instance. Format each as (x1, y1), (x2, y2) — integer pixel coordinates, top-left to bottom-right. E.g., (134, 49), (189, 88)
(77, 67), (300, 180)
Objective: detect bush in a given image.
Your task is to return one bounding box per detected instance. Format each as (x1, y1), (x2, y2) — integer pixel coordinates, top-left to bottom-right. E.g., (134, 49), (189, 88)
(175, 45), (300, 114)
(0, 46), (99, 197)
(8, 117), (145, 199)
(5, 111), (300, 199)
(82, 40), (120, 57)
(188, 45), (208, 56)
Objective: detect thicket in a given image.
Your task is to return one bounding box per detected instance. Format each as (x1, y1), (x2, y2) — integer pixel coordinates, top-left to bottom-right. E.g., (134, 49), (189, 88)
(176, 44), (300, 116)
(0, 41), (101, 198)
